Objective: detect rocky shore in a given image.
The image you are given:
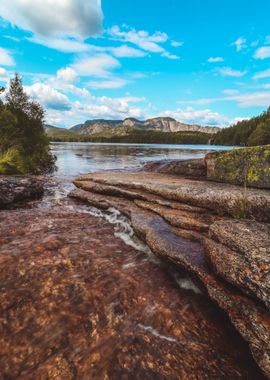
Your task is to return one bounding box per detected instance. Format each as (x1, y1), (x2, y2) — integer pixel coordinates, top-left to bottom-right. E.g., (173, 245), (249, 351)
(70, 149), (270, 378)
(0, 175), (45, 208)
(0, 147), (269, 379)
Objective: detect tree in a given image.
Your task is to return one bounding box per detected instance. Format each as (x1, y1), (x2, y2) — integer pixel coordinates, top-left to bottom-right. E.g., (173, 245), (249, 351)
(0, 74), (55, 174)
(247, 122), (270, 146)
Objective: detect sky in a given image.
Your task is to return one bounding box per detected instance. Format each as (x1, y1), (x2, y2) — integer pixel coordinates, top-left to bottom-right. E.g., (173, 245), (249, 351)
(0, 0), (270, 128)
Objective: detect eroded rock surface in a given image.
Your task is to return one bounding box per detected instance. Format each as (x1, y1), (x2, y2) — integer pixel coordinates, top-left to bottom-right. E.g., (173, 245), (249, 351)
(0, 175), (44, 207)
(0, 204), (262, 379)
(75, 171), (270, 222)
(205, 220), (270, 310)
(71, 170), (270, 378)
(142, 159), (207, 178)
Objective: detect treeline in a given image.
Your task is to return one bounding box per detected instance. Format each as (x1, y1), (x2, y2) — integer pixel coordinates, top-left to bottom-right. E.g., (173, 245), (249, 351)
(212, 107), (270, 146)
(0, 74), (55, 174)
(50, 129), (212, 145)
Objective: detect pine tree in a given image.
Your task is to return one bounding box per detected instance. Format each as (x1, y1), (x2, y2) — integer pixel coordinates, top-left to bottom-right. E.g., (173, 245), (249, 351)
(0, 74), (55, 174)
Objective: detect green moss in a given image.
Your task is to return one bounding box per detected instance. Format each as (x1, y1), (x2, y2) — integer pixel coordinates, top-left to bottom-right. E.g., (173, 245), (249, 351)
(208, 145), (270, 189)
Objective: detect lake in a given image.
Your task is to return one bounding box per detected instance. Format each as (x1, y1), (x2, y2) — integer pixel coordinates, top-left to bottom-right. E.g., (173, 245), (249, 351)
(51, 142), (235, 180)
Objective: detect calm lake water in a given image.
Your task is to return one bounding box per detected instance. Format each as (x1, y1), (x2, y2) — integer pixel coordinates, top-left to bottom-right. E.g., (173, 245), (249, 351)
(51, 142), (235, 180)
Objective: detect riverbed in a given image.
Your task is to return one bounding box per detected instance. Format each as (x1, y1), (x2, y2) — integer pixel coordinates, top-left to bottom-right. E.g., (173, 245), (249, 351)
(0, 143), (264, 379)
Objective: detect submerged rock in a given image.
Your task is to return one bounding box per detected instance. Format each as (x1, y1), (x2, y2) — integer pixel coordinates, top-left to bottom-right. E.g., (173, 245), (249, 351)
(0, 175), (44, 207)
(0, 204), (263, 379)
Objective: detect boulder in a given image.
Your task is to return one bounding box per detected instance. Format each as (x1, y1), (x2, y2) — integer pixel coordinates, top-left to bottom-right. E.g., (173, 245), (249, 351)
(0, 176), (44, 207)
(141, 159), (207, 178)
(205, 146), (270, 189)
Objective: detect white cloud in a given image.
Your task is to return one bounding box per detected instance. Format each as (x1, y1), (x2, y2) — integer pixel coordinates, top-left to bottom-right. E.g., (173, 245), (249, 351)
(88, 78), (129, 89)
(232, 37), (247, 52)
(232, 92), (270, 107)
(160, 107), (229, 127)
(72, 54), (120, 77)
(0, 0), (103, 38)
(110, 45), (147, 58)
(0, 47), (15, 66)
(222, 89), (239, 95)
(45, 94), (148, 127)
(208, 57), (224, 63)
(177, 91), (270, 108)
(56, 67), (78, 84)
(0, 67), (9, 82)
(253, 68), (270, 80)
(25, 83), (71, 111)
(171, 41), (183, 47)
(217, 67), (247, 77)
(108, 25), (179, 59)
(28, 36), (91, 53)
(254, 46), (270, 60)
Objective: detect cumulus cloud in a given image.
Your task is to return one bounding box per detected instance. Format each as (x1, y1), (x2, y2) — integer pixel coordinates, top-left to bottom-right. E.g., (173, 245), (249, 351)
(217, 67), (247, 77)
(45, 94), (148, 127)
(207, 57), (224, 63)
(56, 67), (78, 84)
(160, 107), (229, 127)
(232, 37), (247, 52)
(254, 46), (270, 60)
(25, 83), (71, 111)
(72, 54), (120, 77)
(0, 0), (103, 38)
(0, 47), (15, 66)
(0, 67), (9, 82)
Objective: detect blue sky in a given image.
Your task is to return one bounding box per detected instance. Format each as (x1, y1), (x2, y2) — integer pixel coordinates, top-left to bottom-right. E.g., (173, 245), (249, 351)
(0, 0), (270, 128)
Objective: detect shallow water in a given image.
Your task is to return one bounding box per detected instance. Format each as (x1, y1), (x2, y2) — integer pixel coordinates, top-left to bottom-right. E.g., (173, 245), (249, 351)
(50, 142), (235, 180)
(2, 143), (264, 378)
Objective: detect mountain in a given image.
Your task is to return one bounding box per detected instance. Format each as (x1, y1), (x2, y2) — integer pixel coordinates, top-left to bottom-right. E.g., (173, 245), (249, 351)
(70, 119), (122, 135)
(70, 117), (220, 135)
(45, 125), (78, 140)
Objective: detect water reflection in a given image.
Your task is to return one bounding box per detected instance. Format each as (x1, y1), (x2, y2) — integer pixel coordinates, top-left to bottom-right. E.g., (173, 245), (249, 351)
(51, 142), (234, 180)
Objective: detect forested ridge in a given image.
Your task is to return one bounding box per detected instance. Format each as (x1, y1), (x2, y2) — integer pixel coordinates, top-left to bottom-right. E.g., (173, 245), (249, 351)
(212, 107), (270, 146)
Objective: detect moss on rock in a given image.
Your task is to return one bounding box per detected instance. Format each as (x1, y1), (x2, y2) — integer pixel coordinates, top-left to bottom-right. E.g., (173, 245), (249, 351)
(205, 145), (270, 189)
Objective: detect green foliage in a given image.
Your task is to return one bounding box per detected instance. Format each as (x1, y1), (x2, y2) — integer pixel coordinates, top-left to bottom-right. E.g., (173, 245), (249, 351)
(0, 74), (55, 174)
(212, 107), (270, 146)
(247, 121), (270, 146)
(49, 128), (212, 145)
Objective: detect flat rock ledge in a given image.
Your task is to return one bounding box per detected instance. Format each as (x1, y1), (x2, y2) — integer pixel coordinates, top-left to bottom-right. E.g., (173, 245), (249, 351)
(71, 170), (270, 378)
(0, 175), (45, 207)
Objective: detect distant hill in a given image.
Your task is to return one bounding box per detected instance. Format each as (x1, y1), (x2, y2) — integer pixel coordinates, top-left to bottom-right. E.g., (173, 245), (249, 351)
(212, 107), (270, 146)
(70, 117), (220, 135)
(45, 123), (213, 144)
(45, 125), (78, 140)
